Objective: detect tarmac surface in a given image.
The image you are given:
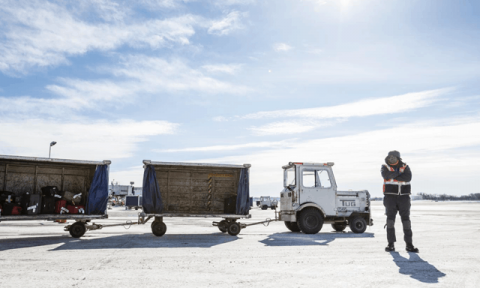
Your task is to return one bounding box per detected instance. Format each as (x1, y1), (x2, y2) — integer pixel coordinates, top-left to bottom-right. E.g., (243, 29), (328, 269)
(0, 201), (479, 288)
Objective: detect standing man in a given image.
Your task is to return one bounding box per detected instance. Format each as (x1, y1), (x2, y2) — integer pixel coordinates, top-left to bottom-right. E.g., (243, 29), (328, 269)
(382, 150), (419, 253)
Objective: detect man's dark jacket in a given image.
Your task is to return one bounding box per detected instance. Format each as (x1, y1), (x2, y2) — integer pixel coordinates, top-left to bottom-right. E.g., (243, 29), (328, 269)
(381, 159), (412, 195)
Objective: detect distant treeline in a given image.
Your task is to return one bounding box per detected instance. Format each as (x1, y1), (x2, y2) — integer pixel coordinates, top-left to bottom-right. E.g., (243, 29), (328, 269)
(371, 193), (480, 201)
(417, 193), (480, 201)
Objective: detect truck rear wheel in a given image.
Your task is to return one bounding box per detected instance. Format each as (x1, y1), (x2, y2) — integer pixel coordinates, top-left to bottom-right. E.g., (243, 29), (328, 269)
(151, 221), (167, 237)
(349, 216), (367, 234)
(331, 223), (347, 232)
(227, 222), (241, 236)
(298, 208), (324, 234)
(284, 221), (301, 232)
(69, 222), (86, 238)
(261, 205), (268, 210)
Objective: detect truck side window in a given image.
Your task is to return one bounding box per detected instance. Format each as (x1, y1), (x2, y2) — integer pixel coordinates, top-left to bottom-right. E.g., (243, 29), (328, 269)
(317, 170), (331, 188)
(302, 171), (316, 188)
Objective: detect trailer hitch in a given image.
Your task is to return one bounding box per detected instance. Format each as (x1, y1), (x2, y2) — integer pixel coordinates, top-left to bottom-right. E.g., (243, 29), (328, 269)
(64, 220), (140, 232)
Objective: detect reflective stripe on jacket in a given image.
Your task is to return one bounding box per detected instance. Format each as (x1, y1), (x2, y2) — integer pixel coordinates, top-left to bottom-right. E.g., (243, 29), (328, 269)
(383, 164), (411, 195)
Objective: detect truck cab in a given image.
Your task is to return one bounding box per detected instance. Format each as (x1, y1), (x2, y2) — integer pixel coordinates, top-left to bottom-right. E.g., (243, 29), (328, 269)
(279, 162), (373, 234)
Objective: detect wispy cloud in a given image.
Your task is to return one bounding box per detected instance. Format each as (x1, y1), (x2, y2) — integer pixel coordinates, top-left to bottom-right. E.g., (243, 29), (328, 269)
(212, 0), (256, 6)
(249, 119), (346, 136)
(242, 88), (451, 120)
(0, 118), (178, 159)
(193, 116), (480, 195)
(202, 63), (243, 74)
(208, 11), (246, 36)
(0, 1), (246, 74)
(155, 140), (294, 153)
(212, 88), (451, 136)
(273, 43), (293, 52)
(42, 56), (251, 108)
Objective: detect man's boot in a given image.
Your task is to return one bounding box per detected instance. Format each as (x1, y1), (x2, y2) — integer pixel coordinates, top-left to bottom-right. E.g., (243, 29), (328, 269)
(406, 244), (419, 253)
(385, 243), (395, 252)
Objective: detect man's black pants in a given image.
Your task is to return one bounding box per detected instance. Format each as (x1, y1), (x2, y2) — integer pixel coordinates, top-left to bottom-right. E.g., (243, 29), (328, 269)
(383, 194), (413, 245)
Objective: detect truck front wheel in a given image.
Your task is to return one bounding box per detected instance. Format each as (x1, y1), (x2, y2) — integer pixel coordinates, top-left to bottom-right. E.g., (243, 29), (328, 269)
(298, 208), (324, 234)
(331, 223), (347, 232)
(261, 205), (268, 210)
(284, 221), (301, 232)
(349, 216), (367, 234)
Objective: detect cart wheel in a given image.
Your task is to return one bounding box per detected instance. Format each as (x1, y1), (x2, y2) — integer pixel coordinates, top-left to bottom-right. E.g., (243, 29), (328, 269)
(151, 221), (167, 237)
(218, 220), (227, 233)
(227, 222), (241, 236)
(69, 222), (87, 238)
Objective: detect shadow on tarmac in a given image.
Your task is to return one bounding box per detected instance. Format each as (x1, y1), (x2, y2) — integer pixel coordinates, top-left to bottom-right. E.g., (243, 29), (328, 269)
(0, 233), (238, 251)
(260, 231), (375, 246)
(390, 252), (446, 283)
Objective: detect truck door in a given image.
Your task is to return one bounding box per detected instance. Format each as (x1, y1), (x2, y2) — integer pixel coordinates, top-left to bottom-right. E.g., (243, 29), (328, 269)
(299, 167), (336, 216)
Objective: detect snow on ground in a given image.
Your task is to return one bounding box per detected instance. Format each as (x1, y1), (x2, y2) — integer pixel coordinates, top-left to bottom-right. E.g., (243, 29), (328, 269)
(0, 201), (479, 288)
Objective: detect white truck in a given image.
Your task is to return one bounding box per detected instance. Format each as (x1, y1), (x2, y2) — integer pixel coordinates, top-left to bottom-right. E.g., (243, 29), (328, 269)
(279, 162), (373, 234)
(258, 196), (277, 210)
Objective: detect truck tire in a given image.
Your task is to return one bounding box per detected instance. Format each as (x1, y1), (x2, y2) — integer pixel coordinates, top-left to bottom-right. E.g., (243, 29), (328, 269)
(284, 221), (301, 232)
(298, 207), (324, 234)
(69, 222), (87, 238)
(227, 222), (241, 236)
(151, 221), (167, 237)
(349, 216), (367, 234)
(261, 205), (268, 210)
(218, 220), (227, 233)
(331, 223), (347, 232)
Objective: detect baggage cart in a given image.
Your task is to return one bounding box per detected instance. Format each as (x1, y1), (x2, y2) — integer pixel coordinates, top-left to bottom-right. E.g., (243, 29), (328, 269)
(0, 155), (111, 238)
(125, 195), (142, 210)
(139, 160), (252, 236)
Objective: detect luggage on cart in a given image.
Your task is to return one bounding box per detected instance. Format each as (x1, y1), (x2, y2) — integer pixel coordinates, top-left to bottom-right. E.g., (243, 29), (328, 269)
(41, 186), (59, 197)
(0, 191), (15, 204)
(41, 196), (56, 214)
(15, 195), (24, 206)
(66, 205), (85, 214)
(55, 199), (68, 214)
(61, 191), (83, 205)
(22, 193), (42, 215)
(11, 205), (22, 215)
(1, 202), (14, 215)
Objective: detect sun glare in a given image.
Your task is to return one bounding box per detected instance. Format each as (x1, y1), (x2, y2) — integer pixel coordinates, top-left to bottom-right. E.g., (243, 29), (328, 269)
(340, 0), (350, 7)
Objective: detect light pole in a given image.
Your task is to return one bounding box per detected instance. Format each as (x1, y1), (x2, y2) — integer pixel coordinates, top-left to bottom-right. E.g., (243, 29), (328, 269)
(49, 141), (57, 158)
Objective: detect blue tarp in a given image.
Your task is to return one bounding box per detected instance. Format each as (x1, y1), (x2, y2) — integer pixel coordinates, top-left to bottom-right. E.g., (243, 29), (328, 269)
(142, 165), (163, 214)
(236, 168), (250, 215)
(86, 165), (109, 215)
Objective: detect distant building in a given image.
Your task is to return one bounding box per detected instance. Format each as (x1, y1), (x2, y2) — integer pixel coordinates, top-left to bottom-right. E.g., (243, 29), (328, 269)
(109, 183), (142, 196)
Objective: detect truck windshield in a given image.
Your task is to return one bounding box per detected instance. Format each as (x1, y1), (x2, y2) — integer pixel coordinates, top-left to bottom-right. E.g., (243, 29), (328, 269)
(284, 167), (295, 187)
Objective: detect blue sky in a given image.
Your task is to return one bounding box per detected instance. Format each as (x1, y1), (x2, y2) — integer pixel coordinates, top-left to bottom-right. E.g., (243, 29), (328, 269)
(1, 0), (480, 197)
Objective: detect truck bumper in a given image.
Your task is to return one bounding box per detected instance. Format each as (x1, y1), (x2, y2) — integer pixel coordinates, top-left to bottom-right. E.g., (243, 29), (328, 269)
(279, 211), (296, 222)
